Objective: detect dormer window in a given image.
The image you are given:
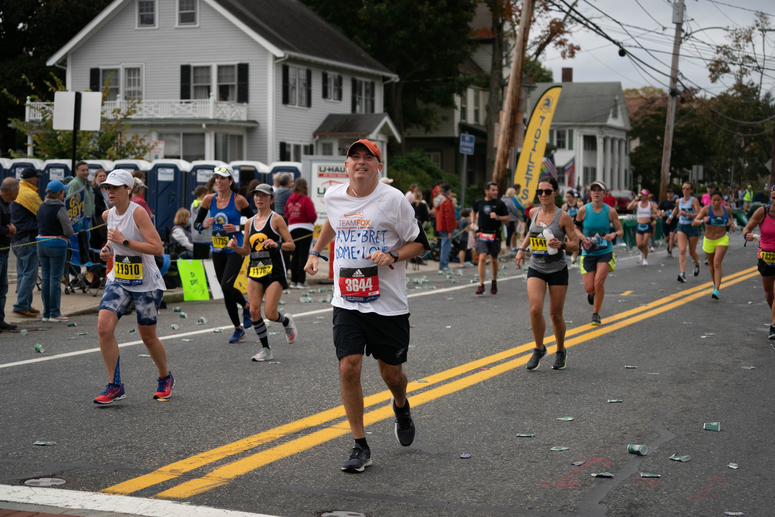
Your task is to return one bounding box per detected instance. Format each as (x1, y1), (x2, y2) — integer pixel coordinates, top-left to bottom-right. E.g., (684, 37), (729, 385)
(612, 96), (619, 119)
(178, 0), (197, 26)
(138, 0), (156, 28)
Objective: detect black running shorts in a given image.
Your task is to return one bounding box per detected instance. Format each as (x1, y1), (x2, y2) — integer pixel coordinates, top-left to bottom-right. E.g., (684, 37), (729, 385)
(333, 307), (410, 365)
(527, 266), (569, 286)
(758, 258), (775, 277)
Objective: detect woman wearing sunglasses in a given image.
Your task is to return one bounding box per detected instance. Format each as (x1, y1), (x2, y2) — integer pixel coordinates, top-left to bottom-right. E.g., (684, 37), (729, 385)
(693, 189), (736, 300)
(516, 177), (579, 371)
(742, 186), (775, 339)
(666, 182), (701, 283)
(193, 166), (256, 343)
(627, 189), (659, 266)
(574, 180), (623, 326)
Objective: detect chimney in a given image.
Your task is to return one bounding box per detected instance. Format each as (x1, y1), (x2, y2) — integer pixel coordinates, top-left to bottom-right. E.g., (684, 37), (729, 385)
(562, 68), (573, 83)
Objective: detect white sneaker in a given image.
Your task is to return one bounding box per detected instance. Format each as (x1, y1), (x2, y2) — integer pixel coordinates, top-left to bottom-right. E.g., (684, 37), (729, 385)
(299, 282), (310, 289)
(284, 314), (297, 344)
(41, 317), (51, 322)
(251, 348), (273, 362)
(50, 315), (69, 322)
(642, 259), (648, 266)
(650, 246), (655, 252)
(289, 282), (298, 289)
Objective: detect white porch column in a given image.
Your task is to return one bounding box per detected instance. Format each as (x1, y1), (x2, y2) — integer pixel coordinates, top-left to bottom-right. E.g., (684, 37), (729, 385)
(576, 132), (584, 189)
(612, 139), (620, 190)
(596, 133), (604, 183)
(619, 138), (626, 189)
(603, 136), (611, 188)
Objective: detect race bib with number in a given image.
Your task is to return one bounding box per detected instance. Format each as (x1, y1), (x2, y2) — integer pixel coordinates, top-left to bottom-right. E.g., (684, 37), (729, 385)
(248, 262), (273, 279)
(477, 232), (495, 242)
(114, 255), (143, 286)
(212, 233), (229, 249)
(339, 266), (380, 303)
(530, 236), (548, 255)
(759, 250), (775, 265)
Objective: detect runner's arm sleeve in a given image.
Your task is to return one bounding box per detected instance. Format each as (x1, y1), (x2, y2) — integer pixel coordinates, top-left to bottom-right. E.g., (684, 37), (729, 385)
(414, 220), (431, 250)
(193, 205), (208, 231)
(240, 206), (255, 218)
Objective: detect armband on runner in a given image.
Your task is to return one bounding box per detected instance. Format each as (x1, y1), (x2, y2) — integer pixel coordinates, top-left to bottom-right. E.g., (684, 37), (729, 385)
(309, 250), (329, 261)
(573, 219), (584, 229)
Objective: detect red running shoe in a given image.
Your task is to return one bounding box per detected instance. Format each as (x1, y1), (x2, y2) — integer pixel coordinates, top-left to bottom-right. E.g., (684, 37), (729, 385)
(154, 372), (175, 400)
(475, 284), (485, 295)
(94, 383), (125, 404)
(491, 280), (498, 295)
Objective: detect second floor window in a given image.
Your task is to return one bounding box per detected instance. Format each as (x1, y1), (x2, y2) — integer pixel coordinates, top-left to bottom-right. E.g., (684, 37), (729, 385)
(323, 72), (343, 101)
(556, 129), (566, 149)
(583, 135), (597, 151)
(460, 92), (467, 122)
(218, 65), (236, 102)
(473, 90), (480, 124)
(193, 66), (211, 99)
(283, 65), (311, 107)
(352, 79), (375, 113)
(179, 0), (197, 25)
(138, 0), (156, 27)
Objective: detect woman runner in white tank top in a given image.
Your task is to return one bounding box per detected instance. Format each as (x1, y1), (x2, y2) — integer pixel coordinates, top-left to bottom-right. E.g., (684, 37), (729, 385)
(627, 189), (659, 265)
(93, 170), (173, 405)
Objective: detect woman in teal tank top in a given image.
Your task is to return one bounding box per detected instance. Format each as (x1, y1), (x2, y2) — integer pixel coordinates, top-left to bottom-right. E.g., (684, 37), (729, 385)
(574, 181), (623, 327)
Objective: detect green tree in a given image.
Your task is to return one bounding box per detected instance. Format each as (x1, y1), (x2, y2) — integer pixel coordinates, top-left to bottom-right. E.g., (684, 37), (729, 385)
(388, 149), (460, 196)
(0, 0), (114, 156)
(301, 0), (478, 150)
(8, 74), (153, 161)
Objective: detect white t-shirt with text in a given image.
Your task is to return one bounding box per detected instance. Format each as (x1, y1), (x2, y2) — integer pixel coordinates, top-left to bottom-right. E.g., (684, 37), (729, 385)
(325, 182), (420, 315)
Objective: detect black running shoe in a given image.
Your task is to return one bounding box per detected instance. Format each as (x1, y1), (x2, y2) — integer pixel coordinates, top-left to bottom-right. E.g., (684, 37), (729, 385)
(677, 273), (687, 283)
(341, 444), (372, 473)
(587, 293), (595, 305)
(475, 284), (485, 295)
(552, 350), (567, 370)
(769, 326), (775, 340)
(591, 313), (602, 326)
(694, 263), (700, 277)
(393, 397), (415, 447)
(526, 346), (547, 370)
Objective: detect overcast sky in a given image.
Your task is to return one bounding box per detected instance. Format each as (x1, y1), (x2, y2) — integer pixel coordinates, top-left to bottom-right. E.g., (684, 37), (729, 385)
(541, 0), (775, 96)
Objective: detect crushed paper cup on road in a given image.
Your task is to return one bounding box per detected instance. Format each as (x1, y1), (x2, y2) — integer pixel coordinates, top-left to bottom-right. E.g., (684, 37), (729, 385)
(67, 322), (77, 327)
(628, 444), (648, 455)
(625, 365), (637, 369)
(640, 473), (660, 478)
(170, 324), (179, 330)
(179, 313), (187, 318)
(516, 434), (534, 438)
(669, 454), (691, 462)
(704, 422), (721, 432)
(557, 416), (574, 421)
(460, 453), (471, 459)
(572, 461), (586, 466)
(741, 366), (755, 370)
(33, 441), (56, 446)
(173, 307), (181, 312)
(608, 399), (623, 403)
(213, 329), (224, 333)
(20, 329), (28, 336)
(34, 344), (44, 353)
(728, 463), (739, 469)
(592, 472), (614, 478)
(550, 446), (570, 451)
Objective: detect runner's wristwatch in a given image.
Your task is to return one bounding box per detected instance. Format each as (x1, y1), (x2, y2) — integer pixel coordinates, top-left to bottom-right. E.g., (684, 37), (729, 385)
(122, 239), (129, 246)
(389, 251), (399, 263)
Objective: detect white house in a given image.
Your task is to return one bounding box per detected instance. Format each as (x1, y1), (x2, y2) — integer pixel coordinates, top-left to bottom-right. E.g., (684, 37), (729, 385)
(527, 79), (632, 191)
(28, 0), (401, 164)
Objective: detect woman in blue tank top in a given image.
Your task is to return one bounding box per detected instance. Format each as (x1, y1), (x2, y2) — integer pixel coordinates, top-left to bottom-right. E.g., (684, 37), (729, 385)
(574, 180), (623, 327)
(194, 166), (254, 343)
(693, 189), (736, 300)
(666, 181), (702, 283)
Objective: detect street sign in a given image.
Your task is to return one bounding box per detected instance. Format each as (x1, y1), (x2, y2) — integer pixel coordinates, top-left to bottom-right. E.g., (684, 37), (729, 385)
(52, 91), (102, 131)
(460, 134), (475, 155)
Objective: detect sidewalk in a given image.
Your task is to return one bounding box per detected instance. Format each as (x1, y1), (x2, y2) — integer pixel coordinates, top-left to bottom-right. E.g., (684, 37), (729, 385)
(2, 251), (464, 325)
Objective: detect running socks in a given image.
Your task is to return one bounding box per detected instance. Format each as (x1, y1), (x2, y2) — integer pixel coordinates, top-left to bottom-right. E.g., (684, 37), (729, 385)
(112, 356), (121, 386)
(355, 437), (370, 450)
(275, 312), (289, 327)
(253, 318), (269, 348)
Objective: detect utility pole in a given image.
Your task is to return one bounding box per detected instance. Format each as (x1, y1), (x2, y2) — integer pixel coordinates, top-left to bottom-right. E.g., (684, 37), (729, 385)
(493, 0), (534, 190)
(658, 0), (685, 202)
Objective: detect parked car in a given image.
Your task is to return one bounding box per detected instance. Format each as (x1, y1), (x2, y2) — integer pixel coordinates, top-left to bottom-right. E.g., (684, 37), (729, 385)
(610, 189), (635, 213)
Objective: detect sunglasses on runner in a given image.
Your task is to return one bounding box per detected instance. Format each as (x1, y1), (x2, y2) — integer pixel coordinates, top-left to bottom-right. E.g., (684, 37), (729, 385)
(536, 189), (555, 196)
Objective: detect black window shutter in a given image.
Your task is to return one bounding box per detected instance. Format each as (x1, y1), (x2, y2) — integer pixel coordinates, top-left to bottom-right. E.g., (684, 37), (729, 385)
(351, 78), (357, 113)
(322, 72), (328, 99)
(370, 81), (375, 113)
(337, 75), (343, 100)
(180, 65), (191, 100)
(279, 142), (288, 161)
(282, 64), (289, 105)
(90, 68), (100, 91)
(237, 63), (249, 103)
(306, 68), (312, 107)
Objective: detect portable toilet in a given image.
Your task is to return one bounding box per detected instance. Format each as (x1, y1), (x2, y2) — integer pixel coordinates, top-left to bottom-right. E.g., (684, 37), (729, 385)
(0, 158), (11, 179)
(84, 160), (115, 182)
(186, 160), (229, 207)
(9, 158), (45, 179)
(112, 159), (152, 173)
(230, 161), (270, 187)
(148, 159), (190, 239)
(267, 161), (302, 184)
(40, 159), (73, 199)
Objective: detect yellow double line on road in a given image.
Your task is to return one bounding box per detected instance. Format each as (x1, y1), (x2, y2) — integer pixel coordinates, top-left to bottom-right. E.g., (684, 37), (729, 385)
(105, 266), (758, 499)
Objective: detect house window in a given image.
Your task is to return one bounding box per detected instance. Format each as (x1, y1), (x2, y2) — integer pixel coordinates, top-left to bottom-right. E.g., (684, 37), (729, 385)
(158, 132), (181, 158)
(288, 66), (298, 106)
(293, 144), (302, 162)
(182, 133), (205, 162)
(364, 81), (374, 113)
(473, 90), (480, 124)
(138, 0), (156, 27)
(192, 66), (211, 99)
(124, 67), (142, 100)
(215, 134), (244, 162)
(102, 69), (120, 101)
(352, 79), (375, 114)
(321, 143), (333, 155)
(298, 68), (309, 107)
(427, 152), (442, 168)
(583, 135), (597, 151)
(178, 0), (197, 25)
(460, 92), (467, 122)
(556, 129), (566, 149)
(583, 166), (597, 179)
(217, 65), (236, 101)
(612, 97), (619, 119)
(323, 73), (343, 101)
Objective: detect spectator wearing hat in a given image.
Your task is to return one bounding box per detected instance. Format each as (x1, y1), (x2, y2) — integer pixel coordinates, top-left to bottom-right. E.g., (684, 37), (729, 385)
(0, 178), (20, 331)
(36, 181), (74, 322)
(11, 168), (43, 318)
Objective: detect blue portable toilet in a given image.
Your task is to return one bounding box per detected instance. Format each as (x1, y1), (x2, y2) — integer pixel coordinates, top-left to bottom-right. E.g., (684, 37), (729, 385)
(148, 159), (190, 238)
(0, 158), (11, 179)
(41, 159), (73, 200)
(186, 160), (229, 207)
(230, 161), (270, 188)
(9, 158), (45, 195)
(113, 159), (152, 173)
(84, 160), (115, 182)
(267, 161), (302, 185)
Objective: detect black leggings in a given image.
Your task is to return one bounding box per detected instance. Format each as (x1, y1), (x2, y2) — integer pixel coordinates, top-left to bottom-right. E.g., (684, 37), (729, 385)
(290, 228), (313, 284)
(212, 252), (247, 328)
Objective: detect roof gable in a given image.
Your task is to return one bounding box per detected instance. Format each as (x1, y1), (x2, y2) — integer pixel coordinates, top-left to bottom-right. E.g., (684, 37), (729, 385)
(314, 114), (401, 142)
(528, 82), (631, 130)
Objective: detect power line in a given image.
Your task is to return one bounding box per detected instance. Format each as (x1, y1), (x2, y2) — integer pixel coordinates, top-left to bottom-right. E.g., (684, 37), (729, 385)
(632, 0), (668, 31)
(702, 0), (775, 18)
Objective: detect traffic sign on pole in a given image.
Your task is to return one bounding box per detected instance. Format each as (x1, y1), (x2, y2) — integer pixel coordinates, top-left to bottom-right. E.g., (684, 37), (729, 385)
(460, 134), (475, 155)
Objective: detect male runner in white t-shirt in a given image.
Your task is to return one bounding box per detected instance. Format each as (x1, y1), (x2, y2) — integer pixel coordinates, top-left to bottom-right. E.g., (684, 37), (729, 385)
(305, 139), (429, 473)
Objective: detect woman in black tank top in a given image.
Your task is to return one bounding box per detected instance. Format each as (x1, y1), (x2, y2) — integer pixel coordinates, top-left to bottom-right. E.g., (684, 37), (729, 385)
(228, 184), (297, 362)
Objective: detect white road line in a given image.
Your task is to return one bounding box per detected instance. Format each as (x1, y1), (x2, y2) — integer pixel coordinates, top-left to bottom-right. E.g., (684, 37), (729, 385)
(0, 274), (525, 370)
(0, 485), (280, 517)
